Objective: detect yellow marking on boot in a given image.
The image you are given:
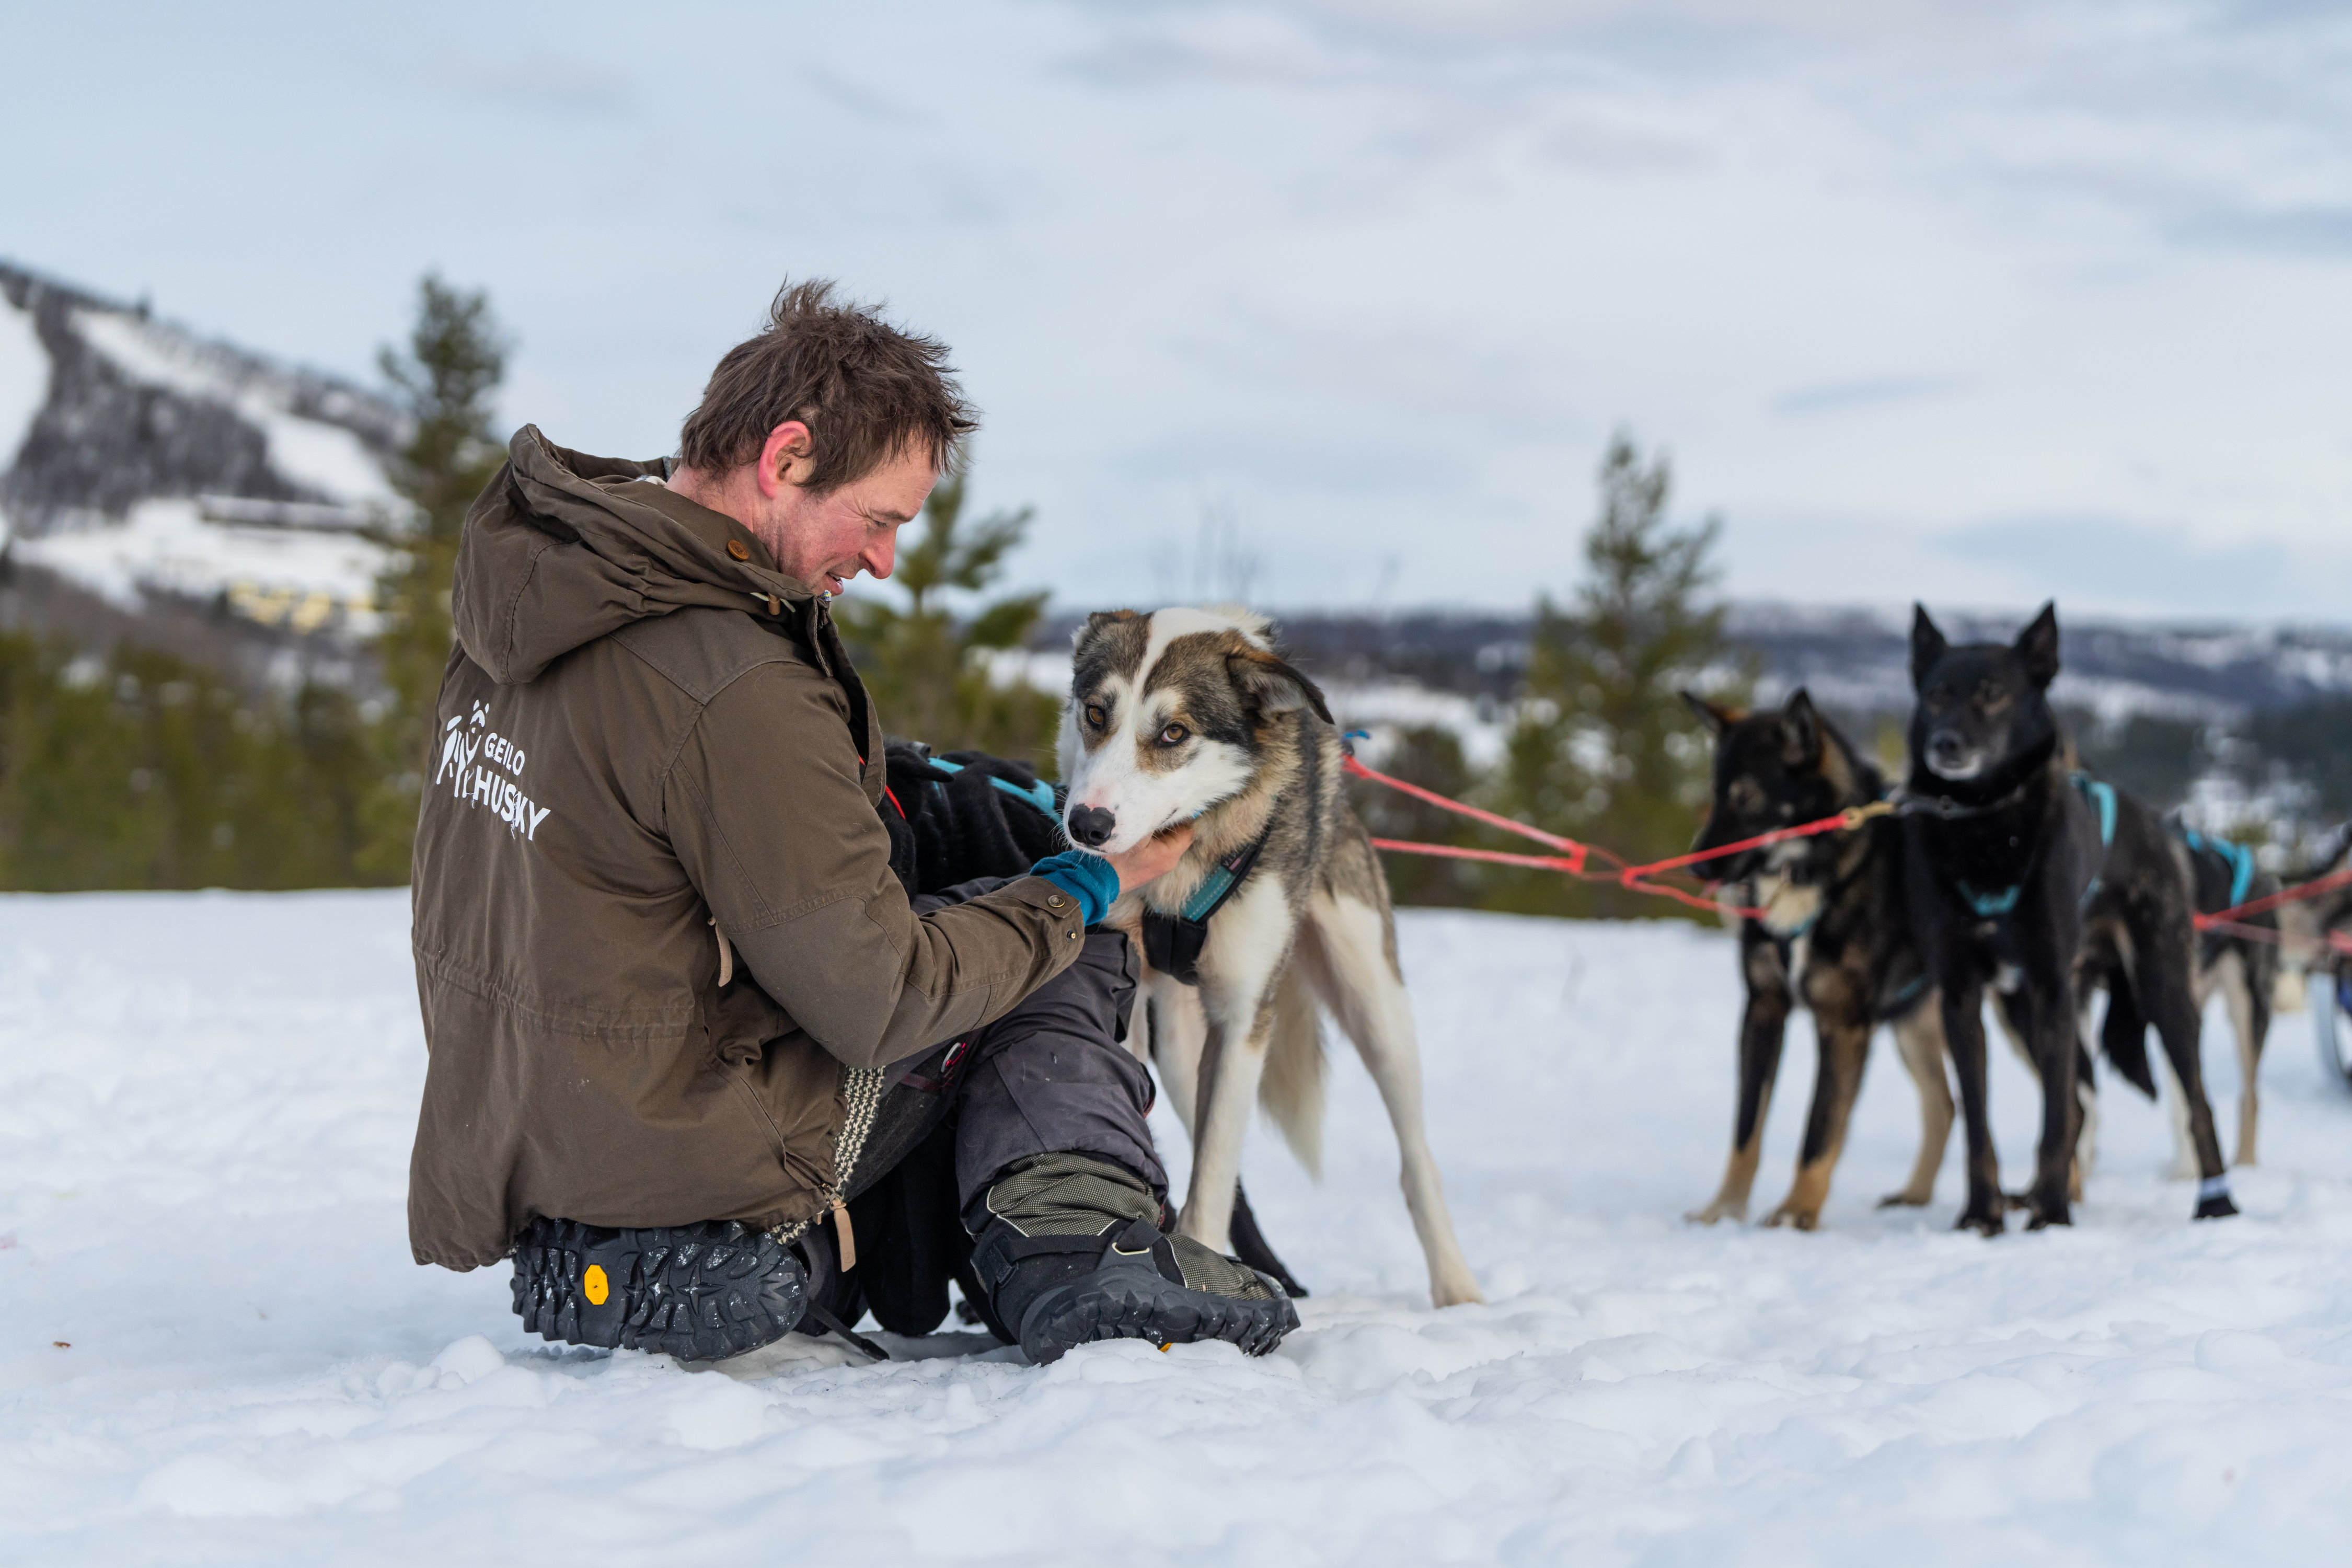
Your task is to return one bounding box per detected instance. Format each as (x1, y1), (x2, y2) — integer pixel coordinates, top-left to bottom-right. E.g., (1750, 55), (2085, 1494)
(583, 1264), (609, 1306)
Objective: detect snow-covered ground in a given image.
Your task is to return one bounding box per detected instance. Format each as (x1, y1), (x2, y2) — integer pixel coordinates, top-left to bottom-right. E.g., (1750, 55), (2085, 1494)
(6, 893), (2351, 1565)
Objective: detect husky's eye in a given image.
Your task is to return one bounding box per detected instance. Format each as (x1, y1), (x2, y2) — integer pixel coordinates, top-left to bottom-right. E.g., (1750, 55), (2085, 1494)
(1158, 722), (1190, 746)
(1925, 683), (1951, 711)
(1085, 703), (1108, 729)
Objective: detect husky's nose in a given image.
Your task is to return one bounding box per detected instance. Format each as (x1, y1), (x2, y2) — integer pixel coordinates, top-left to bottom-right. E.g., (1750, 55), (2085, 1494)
(1926, 731), (1970, 772)
(1067, 805), (1117, 848)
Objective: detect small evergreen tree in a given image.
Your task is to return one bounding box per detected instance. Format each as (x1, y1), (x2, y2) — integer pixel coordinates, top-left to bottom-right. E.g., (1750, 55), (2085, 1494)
(835, 468), (1060, 766)
(1493, 433), (1741, 919)
(358, 276), (508, 879)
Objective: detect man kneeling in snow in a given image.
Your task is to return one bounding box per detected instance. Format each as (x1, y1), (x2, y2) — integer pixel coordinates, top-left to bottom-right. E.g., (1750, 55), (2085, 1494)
(405, 281), (1296, 1364)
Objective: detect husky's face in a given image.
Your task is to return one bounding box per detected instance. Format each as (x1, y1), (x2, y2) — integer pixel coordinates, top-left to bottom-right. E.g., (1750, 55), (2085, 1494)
(1059, 606), (1330, 856)
(1684, 688), (1848, 884)
(1907, 603), (2061, 785)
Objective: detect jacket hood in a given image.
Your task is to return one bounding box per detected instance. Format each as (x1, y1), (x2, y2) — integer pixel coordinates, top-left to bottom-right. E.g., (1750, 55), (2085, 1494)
(451, 425), (818, 684)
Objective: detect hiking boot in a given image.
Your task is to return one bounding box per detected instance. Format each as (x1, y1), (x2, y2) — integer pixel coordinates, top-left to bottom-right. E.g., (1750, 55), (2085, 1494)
(510, 1217), (808, 1361)
(967, 1155), (1299, 1365)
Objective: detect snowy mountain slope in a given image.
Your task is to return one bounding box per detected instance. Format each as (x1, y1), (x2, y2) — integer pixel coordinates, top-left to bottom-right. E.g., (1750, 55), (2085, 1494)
(0, 287), (45, 485)
(0, 262), (402, 637)
(5, 895), (2351, 1565)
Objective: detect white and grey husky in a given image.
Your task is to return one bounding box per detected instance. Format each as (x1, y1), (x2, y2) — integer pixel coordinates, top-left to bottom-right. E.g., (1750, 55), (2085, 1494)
(1058, 606), (1483, 1308)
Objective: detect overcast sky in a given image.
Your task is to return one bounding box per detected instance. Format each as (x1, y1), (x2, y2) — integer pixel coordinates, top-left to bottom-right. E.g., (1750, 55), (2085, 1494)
(5, 1), (2347, 623)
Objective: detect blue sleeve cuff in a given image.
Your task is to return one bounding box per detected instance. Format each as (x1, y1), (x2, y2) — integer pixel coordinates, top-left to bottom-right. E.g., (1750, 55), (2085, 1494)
(1031, 850), (1121, 927)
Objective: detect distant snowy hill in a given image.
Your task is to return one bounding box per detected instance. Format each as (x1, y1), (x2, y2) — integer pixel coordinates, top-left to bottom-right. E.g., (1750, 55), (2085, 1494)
(0, 261), (404, 667)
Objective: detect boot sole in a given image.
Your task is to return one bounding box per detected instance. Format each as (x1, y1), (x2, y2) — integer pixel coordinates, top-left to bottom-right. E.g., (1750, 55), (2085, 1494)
(511, 1218), (807, 1361)
(1017, 1263), (1299, 1365)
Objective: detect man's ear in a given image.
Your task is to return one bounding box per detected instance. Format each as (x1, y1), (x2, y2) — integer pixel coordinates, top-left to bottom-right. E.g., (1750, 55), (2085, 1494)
(2015, 601), (2061, 689)
(1680, 689), (1740, 739)
(757, 420), (815, 495)
(1073, 608), (1139, 653)
(1229, 648), (1333, 725)
(1910, 604), (1949, 691)
(1780, 688), (1823, 769)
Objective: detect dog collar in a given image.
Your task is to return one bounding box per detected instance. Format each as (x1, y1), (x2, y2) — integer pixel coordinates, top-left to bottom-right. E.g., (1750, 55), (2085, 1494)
(1139, 826), (1275, 987)
(1893, 777), (2034, 822)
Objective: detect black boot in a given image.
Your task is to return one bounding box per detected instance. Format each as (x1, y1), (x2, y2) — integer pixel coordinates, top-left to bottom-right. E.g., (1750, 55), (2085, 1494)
(511, 1218), (808, 1361)
(967, 1155), (1299, 1365)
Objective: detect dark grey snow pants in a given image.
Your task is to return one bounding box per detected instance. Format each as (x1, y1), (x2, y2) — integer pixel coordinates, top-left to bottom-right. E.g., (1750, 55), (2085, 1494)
(946, 930), (1166, 1207)
(819, 930), (1165, 1335)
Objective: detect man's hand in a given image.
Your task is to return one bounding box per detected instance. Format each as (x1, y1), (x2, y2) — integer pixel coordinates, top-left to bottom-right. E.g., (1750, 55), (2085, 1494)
(1106, 823), (1194, 897)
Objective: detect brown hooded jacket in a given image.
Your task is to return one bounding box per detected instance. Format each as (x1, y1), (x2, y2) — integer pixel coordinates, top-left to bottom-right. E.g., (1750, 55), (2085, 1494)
(406, 428), (1085, 1270)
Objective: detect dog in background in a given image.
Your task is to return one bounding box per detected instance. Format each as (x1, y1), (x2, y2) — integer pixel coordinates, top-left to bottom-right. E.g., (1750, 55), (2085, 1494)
(2277, 829), (2351, 1009)
(1059, 606), (1483, 1309)
(1681, 689), (1951, 1229)
(2137, 828), (2279, 1173)
(1905, 604), (2235, 1233)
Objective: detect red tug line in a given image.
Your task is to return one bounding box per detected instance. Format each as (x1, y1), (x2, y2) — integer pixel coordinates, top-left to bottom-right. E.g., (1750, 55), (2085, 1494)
(1341, 752), (2352, 949)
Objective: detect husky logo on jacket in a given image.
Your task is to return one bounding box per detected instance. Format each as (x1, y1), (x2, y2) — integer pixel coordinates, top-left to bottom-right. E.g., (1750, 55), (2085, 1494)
(433, 699), (555, 841)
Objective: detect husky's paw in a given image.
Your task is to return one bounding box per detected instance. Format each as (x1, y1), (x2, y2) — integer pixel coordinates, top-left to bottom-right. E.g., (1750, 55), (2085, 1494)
(2194, 1191), (2240, 1220)
(2024, 1194), (2072, 1230)
(1876, 1188), (1932, 1208)
(1763, 1204), (1820, 1231)
(1684, 1199), (1748, 1226)
(1954, 1204), (2006, 1238)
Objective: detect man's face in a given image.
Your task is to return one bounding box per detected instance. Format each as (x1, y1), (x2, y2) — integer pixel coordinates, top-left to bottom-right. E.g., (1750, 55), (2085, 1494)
(761, 442), (936, 597)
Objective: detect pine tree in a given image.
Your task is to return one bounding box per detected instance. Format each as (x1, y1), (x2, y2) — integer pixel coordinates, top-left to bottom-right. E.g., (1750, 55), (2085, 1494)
(1493, 433), (1742, 919)
(356, 276), (508, 879)
(834, 469), (1059, 767)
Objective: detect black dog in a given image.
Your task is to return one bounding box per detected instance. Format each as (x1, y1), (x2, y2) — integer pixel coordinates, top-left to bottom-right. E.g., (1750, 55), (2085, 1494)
(1682, 690), (1949, 1228)
(1904, 604), (2235, 1232)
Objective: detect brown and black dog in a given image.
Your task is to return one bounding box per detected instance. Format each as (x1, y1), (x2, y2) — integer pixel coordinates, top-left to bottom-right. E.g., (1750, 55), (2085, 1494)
(1681, 689), (1950, 1229)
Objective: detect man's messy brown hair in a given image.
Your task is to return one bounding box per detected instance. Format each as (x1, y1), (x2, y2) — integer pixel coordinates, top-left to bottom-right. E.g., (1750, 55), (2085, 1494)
(677, 280), (977, 492)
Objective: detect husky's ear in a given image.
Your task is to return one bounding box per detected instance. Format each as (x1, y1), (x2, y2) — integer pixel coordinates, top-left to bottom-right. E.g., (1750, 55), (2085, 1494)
(1680, 689), (1740, 739)
(1780, 689), (1823, 769)
(1229, 648), (1333, 725)
(2015, 602), (2061, 689)
(1909, 604), (1949, 691)
(1073, 609), (1139, 650)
